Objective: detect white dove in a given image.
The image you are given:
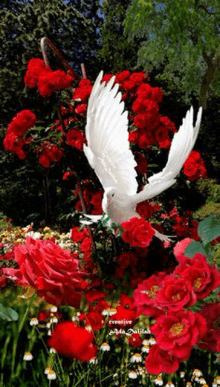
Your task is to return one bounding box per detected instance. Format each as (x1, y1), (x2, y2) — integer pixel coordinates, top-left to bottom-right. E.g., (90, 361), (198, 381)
(82, 71), (202, 241)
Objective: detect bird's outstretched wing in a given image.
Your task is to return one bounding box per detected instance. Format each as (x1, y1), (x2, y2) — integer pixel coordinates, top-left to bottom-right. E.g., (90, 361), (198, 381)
(132, 106), (202, 204)
(83, 71), (138, 195)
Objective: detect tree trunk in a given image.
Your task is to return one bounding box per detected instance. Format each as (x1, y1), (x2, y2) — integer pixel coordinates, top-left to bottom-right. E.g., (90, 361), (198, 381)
(200, 47), (220, 108)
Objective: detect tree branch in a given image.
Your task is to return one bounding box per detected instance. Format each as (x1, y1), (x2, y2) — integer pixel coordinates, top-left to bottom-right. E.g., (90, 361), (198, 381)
(40, 37), (80, 79)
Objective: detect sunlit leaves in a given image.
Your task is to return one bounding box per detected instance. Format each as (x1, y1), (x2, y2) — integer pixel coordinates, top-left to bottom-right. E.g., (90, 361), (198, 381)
(125, 0), (220, 103)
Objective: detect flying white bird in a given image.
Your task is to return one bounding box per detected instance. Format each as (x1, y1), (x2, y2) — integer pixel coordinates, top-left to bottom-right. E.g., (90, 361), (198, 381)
(82, 71), (202, 241)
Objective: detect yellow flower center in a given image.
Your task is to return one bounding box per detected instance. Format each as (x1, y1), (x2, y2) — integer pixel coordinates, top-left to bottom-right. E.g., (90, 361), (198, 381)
(170, 322), (184, 336)
(193, 278), (202, 289)
(147, 285), (160, 298)
(172, 293), (180, 301)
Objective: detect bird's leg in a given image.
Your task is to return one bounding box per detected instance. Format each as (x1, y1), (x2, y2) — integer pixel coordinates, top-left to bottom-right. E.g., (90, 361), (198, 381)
(153, 229), (176, 243)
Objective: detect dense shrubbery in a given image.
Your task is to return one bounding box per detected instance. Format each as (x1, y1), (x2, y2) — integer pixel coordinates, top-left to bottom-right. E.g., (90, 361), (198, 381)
(0, 42), (220, 386)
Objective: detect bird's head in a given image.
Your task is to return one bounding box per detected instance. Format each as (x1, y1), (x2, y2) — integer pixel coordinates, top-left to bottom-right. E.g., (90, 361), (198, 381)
(105, 187), (117, 202)
(103, 187), (129, 206)
(102, 187), (117, 213)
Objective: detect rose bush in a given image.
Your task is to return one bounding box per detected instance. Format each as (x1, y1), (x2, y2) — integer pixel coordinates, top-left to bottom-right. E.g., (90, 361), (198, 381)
(1, 42), (219, 381)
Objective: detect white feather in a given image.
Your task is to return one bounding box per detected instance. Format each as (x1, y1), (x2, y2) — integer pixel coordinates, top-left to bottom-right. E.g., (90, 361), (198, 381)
(84, 71), (138, 195)
(132, 106), (202, 204)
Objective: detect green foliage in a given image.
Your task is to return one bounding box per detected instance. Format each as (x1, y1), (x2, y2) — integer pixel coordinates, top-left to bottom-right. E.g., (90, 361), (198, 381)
(125, 0), (220, 106)
(194, 180), (220, 219)
(0, 0), (103, 227)
(198, 216), (220, 246)
(0, 303), (18, 321)
(99, 0), (141, 71)
(184, 241), (207, 258)
(0, 0), (102, 125)
(184, 215), (220, 266)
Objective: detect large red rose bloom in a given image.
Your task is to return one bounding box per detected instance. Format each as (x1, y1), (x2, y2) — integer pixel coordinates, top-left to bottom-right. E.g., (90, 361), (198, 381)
(3, 237), (85, 307)
(151, 310), (207, 360)
(145, 344), (180, 374)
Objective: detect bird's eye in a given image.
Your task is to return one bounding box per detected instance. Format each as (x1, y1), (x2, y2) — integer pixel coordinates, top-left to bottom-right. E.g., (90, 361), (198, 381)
(112, 193), (115, 197)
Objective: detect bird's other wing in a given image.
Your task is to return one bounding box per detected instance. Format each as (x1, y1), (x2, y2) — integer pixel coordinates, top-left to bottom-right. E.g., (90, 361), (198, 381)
(83, 71), (138, 195)
(132, 106), (202, 204)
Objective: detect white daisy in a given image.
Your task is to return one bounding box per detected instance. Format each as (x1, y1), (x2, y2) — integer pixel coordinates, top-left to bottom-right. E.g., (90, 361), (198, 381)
(128, 371), (138, 379)
(100, 342), (110, 351)
(130, 353), (142, 363)
(23, 351), (33, 361)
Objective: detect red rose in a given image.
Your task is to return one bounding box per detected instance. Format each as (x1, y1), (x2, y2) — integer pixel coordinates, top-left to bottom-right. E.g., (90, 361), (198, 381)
(66, 128), (86, 150)
(71, 226), (86, 243)
(155, 275), (196, 311)
(129, 333), (142, 347)
(120, 293), (135, 309)
(109, 293), (138, 329)
(134, 152), (148, 174)
(91, 191), (103, 215)
(143, 99), (159, 114)
(63, 170), (74, 180)
(3, 237), (85, 307)
(109, 306), (137, 329)
(101, 74), (114, 83)
(80, 237), (92, 253)
(129, 72), (146, 85)
(174, 253), (220, 300)
(137, 83), (152, 99)
(129, 130), (139, 144)
(38, 143), (63, 168)
(137, 131), (156, 148)
(121, 217), (155, 248)
(145, 344), (180, 374)
(136, 200), (155, 219)
(72, 79), (92, 102)
(38, 69), (73, 97)
(154, 126), (171, 149)
(150, 87), (164, 104)
(198, 302), (220, 352)
(134, 113), (148, 129)
(115, 70), (130, 84)
(151, 310), (207, 360)
(183, 151), (207, 181)
(48, 321), (97, 361)
(75, 103), (87, 115)
(133, 272), (167, 317)
(122, 80), (136, 91)
(159, 116), (176, 133)
(132, 98), (145, 114)
(24, 58), (49, 88)
(3, 132), (26, 159)
(84, 311), (105, 331)
(7, 110), (36, 137)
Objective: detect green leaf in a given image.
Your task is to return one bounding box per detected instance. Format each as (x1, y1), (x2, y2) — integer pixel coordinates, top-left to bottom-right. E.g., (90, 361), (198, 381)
(198, 216), (220, 245)
(184, 241), (207, 258)
(0, 303), (18, 321)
